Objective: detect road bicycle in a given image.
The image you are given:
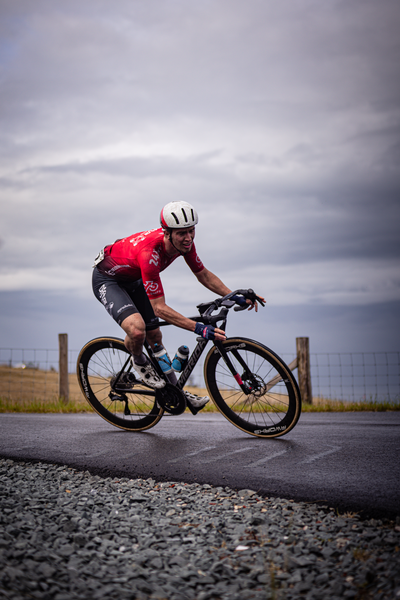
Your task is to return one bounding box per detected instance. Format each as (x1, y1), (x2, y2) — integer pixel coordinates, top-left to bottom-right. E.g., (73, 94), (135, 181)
(77, 290), (301, 438)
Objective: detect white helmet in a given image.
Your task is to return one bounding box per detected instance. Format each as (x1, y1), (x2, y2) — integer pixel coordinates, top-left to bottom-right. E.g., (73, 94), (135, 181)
(160, 201), (199, 229)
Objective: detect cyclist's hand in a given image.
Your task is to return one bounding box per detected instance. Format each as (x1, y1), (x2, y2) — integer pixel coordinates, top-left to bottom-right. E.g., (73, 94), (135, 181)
(243, 290), (266, 312)
(233, 292), (265, 312)
(194, 322), (226, 340)
(249, 293), (266, 312)
(231, 294), (248, 308)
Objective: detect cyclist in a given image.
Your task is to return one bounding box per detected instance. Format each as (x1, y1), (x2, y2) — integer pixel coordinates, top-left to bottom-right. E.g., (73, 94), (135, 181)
(92, 201), (264, 412)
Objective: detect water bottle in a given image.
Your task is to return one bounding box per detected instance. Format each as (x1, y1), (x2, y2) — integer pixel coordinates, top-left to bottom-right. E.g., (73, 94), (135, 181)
(153, 343), (172, 374)
(172, 345), (189, 372)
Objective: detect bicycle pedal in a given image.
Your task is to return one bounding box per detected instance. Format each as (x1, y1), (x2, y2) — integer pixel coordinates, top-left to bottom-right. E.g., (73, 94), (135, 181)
(186, 402), (200, 416)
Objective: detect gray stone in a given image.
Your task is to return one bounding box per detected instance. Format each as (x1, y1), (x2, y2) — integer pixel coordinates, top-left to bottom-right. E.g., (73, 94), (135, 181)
(1, 457), (399, 600)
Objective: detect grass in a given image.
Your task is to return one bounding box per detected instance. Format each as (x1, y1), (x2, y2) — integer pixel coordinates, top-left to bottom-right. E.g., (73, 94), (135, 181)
(0, 364), (89, 413)
(0, 364), (399, 413)
(0, 395), (93, 413)
(298, 396), (400, 412)
(1, 393), (398, 414)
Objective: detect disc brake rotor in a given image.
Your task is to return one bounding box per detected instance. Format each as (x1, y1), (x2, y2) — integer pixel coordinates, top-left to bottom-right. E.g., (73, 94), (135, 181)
(242, 373), (267, 397)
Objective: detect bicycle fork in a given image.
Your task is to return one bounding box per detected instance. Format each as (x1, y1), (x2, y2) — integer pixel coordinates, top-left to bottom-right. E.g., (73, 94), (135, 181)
(214, 341), (255, 395)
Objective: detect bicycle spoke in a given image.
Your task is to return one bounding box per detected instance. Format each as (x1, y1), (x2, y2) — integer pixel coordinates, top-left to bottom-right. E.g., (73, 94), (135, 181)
(205, 338), (301, 438)
(77, 338), (163, 431)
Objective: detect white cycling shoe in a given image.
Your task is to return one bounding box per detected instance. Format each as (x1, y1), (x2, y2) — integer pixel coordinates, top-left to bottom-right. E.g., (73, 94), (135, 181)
(130, 358), (166, 389)
(183, 391), (209, 409)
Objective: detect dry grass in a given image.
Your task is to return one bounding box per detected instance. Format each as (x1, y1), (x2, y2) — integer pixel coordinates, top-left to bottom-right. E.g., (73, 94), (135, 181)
(0, 365), (398, 413)
(302, 396), (400, 412)
(0, 365), (91, 413)
(0, 365), (211, 413)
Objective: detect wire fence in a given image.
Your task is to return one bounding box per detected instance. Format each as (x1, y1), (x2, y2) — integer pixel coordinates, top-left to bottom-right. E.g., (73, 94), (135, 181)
(281, 352), (400, 403)
(0, 348), (80, 403)
(0, 347), (399, 404)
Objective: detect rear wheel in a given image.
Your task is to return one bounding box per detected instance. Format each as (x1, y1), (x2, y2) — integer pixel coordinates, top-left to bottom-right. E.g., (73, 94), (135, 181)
(77, 337), (163, 431)
(204, 337), (301, 438)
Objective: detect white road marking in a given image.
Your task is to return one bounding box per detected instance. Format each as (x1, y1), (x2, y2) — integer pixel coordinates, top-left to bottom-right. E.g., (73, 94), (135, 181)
(167, 445), (217, 464)
(197, 446), (255, 464)
(244, 449), (289, 468)
(301, 446), (341, 464)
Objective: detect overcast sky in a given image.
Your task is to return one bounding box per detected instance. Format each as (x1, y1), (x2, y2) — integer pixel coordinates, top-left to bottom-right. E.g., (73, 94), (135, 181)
(1, 0), (399, 358)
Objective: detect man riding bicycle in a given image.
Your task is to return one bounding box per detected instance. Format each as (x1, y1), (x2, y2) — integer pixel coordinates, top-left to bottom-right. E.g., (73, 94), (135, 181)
(92, 201), (264, 412)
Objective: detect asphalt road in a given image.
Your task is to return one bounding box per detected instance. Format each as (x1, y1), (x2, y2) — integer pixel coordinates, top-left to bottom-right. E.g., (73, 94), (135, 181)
(0, 412), (399, 520)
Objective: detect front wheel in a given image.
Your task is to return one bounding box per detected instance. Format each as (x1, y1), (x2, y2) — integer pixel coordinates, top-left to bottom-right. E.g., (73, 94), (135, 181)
(204, 337), (301, 438)
(77, 337), (163, 431)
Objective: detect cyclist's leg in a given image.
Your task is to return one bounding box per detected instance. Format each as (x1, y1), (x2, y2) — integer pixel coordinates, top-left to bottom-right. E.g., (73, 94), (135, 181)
(122, 281), (163, 350)
(92, 269), (165, 388)
(92, 268), (136, 319)
(146, 326), (162, 348)
(118, 277), (205, 408)
(120, 313), (147, 355)
(124, 283), (178, 385)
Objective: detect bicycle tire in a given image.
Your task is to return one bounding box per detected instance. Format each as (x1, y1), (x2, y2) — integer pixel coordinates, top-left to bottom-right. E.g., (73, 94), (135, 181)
(77, 337), (163, 431)
(204, 337), (301, 438)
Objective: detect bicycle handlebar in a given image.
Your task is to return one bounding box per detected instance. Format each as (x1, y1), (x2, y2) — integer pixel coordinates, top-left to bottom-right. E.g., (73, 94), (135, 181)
(233, 289), (265, 312)
(157, 289), (265, 329)
(194, 289), (265, 326)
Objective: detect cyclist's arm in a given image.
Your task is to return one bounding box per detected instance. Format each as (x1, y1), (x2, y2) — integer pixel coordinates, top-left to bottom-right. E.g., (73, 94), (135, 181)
(195, 267), (232, 297)
(149, 296), (227, 340)
(196, 268), (265, 312)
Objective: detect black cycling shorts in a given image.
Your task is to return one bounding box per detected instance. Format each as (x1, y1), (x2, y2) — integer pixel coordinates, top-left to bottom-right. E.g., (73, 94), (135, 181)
(92, 267), (160, 330)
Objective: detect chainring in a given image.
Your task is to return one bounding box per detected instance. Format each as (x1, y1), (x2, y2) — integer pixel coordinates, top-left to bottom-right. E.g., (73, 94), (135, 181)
(155, 383), (187, 415)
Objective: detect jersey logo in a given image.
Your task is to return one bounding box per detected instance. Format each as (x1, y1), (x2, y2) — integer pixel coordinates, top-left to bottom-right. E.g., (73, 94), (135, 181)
(130, 229), (157, 247)
(144, 281), (159, 294)
(149, 249), (160, 267)
(104, 264), (131, 277)
(99, 284), (107, 305)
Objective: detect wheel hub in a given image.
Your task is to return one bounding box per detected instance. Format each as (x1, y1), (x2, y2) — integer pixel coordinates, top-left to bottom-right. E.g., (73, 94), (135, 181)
(242, 372), (266, 397)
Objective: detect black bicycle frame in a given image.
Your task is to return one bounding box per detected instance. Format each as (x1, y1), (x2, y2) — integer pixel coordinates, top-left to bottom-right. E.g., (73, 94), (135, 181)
(176, 338), (209, 390)
(133, 301), (254, 395)
(143, 326), (210, 390)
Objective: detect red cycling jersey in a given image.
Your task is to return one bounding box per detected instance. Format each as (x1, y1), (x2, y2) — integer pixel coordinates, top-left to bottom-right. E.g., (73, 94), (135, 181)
(95, 228), (204, 300)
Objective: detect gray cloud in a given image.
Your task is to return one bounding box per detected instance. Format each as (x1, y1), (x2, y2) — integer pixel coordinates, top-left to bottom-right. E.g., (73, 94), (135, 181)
(1, 0), (399, 352)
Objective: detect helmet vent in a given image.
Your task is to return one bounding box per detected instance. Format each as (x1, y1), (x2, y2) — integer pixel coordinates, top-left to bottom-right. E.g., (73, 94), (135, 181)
(160, 201), (198, 229)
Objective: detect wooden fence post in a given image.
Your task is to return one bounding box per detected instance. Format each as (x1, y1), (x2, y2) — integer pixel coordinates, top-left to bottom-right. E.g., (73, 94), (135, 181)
(58, 333), (69, 404)
(296, 337), (312, 404)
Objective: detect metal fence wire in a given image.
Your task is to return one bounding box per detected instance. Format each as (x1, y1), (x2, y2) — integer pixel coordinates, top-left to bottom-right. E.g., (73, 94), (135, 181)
(280, 352), (400, 402)
(0, 348), (399, 403)
(311, 352), (400, 402)
(0, 348), (78, 402)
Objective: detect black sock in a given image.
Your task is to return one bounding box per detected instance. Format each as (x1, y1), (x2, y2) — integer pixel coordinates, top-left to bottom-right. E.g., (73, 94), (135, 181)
(132, 353), (147, 366)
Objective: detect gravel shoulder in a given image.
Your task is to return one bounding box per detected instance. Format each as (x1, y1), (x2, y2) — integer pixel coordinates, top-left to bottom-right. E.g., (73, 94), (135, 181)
(1, 458), (400, 600)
